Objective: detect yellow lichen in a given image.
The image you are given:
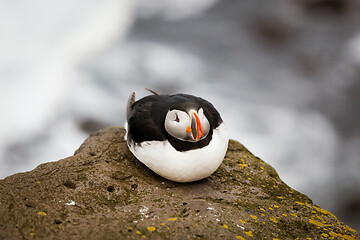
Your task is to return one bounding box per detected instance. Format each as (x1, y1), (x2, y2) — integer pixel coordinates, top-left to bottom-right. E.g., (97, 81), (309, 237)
(273, 205), (279, 208)
(38, 211), (47, 216)
(236, 236), (245, 240)
(168, 218), (177, 221)
(295, 201), (304, 205)
(250, 215), (257, 220)
(344, 235), (356, 240)
(321, 233), (329, 238)
(313, 206), (337, 219)
(269, 217), (278, 223)
(290, 213), (298, 218)
(343, 225), (357, 233)
(239, 164), (248, 169)
(147, 226), (156, 232)
(282, 213), (287, 217)
(329, 231), (340, 237)
(329, 231), (355, 240)
(308, 219), (331, 227)
(136, 231), (141, 235)
(245, 231), (253, 237)
(259, 208), (265, 211)
(239, 219), (246, 224)
(222, 224), (228, 229)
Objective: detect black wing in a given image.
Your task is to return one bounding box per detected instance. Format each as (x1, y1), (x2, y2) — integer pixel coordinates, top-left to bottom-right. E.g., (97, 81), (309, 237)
(127, 94), (171, 143)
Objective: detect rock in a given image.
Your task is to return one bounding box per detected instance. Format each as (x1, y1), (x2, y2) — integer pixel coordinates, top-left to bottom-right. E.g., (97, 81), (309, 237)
(0, 127), (358, 240)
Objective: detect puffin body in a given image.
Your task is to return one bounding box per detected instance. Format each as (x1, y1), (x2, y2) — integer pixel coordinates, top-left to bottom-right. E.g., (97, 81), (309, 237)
(125, 91), (229, 183)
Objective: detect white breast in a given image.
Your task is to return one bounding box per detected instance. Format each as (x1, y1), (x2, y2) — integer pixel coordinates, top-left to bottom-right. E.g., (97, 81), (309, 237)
(126, 123), (229, 183)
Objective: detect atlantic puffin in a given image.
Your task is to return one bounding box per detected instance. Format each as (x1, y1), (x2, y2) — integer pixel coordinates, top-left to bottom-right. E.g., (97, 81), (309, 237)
(125, 90), (229, 183)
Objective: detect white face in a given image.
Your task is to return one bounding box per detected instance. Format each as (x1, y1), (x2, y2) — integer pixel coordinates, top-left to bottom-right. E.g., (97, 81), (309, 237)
(164, 108), (210, 142)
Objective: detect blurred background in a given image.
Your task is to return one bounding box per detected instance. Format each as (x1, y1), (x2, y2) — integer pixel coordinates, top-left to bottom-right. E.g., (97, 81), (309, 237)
(0, 0), (359, 230)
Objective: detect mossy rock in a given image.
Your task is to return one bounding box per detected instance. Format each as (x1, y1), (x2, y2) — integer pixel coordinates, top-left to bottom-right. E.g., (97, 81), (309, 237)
(0, 127), (358, 239)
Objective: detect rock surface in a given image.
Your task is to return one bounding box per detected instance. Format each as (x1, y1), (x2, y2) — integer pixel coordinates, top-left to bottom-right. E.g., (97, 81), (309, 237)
(0, 127), (358, 240)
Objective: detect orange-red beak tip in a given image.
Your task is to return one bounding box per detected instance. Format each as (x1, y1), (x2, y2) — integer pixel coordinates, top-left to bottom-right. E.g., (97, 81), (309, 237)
(193, 112), (204, 140)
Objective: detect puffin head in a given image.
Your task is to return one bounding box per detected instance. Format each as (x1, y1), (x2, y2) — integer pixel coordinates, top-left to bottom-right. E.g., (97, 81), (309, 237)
(164, 106), (210, 142)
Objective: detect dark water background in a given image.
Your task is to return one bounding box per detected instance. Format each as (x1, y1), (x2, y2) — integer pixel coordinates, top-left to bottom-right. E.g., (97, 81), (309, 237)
(0, 0), (359, 230)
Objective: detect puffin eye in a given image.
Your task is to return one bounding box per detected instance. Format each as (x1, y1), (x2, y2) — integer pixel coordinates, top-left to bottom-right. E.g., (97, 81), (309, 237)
(175, 114), (180, 122)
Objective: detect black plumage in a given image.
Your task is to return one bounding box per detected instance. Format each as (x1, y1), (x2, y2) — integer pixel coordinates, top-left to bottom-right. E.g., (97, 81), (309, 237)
(126, 93), (223, 152)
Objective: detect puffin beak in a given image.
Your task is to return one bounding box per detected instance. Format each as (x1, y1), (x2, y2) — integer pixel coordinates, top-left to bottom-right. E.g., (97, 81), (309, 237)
(189, 112), (204, 141)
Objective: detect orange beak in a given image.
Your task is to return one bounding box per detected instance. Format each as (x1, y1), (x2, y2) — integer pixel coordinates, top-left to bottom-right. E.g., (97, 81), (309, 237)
(187, 112), (203, 141)
(186, 125), (192, 133)
(193, 112), (203, 140)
